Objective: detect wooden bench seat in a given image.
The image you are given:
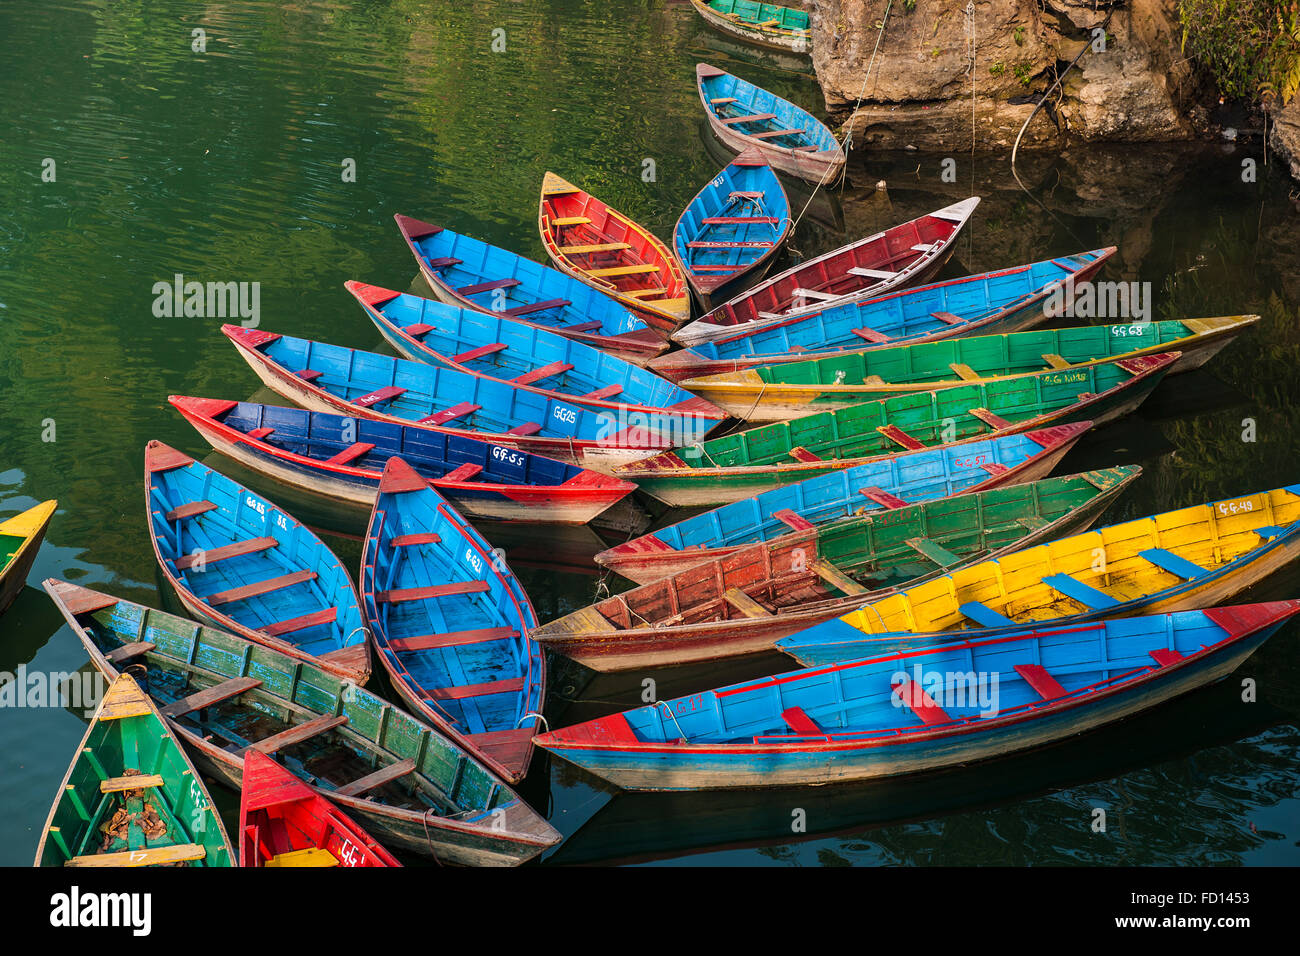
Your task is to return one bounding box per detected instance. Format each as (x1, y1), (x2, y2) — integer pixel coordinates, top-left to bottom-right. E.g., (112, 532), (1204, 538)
(1014, 664), (1068, 701)
(876, 424), (924, 450)
(166, 500), (217, 522)
(781, 706), (825, 737)
(587, 264), (659, 277)
(1042, 573), (1119, 610)
(859, 486), (908, 509)
(891, 678), (951, 726)
(959, 600), (1017, 629)
(503, 298), (571, 317)
(389, 626), (518, 653)
(261, 608), (338, 638)
(1138, 548), (1207, 580)
(205, 570), (317, 608)
(377, 581), (491, 604)
(176, 536), (277, 571)
(721, 113), (776, 124)
(452, 342), (508, 364)
(425, 677), (525, 701)
(418, 402), (480, 426)
(560, 243), (631, 255)
(161, 676), (263, 717)
(351, 386), (407, 409)
(246, 715), (349, 756)
(335, 759), (418, 798)
(324, 442), (375, 466)
(506, 422), (542, 436)
(440, 463), (483, 482)
(850, 327), (891, 343)
(67, 844), (206, 867)
(513, 361), (574, 386)
(389, 532), (442, 547)
(772, 508), (816, 531)
(723, 588), (772, 618)
(457, 278), (520, 296)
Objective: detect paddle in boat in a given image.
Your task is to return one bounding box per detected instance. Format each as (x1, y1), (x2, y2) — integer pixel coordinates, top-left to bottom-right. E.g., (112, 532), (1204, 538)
(690, 0), (812, 54)
(44, 579), (562, 866)
(0, 498), (56, 617)
(240, 750), (400, 867)
(615, 353), (1175, 506)
(652, 248), (1117, 382)
(681, 316), (1254, 421)
(697, 64), (844, 185)
(361, 458), (546, 784)
(538, 172), (690, 333)
(395, 213), (668, 364)
(35, 672), (234, 867)
(144, 441), (372, 685)
(595, 423), (1091, 584)
(675, 147), (791, 310)
(169, 396), (637, 525)
(223, 325), (708, 471)
(346, 280), (722, 427)
(534, 602), (1300, 790)
(531, 467), (1140, 671)
(777, 484), (1300, 666)
(672, 198), (980, 347)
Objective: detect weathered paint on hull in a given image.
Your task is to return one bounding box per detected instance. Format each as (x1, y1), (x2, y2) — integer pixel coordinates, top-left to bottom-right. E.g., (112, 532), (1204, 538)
(194, 426), (626, 525)
(0, 502), (55, 616)
(691, 0), (811, 53)
(601, 434), (1080, 584)
(542, 624), (1281, 790)
(541, 490), (1122, 672)
(231, 336), (679, 472)
(704, 116), (842, 185)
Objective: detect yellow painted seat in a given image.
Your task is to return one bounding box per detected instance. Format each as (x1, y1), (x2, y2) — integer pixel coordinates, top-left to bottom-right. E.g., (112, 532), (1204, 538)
(265, 847), (338, 867)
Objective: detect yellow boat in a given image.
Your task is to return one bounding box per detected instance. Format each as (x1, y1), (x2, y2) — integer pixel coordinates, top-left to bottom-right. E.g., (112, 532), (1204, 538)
(776, 485), (1300, 665)
(681, 316), (1258, 422)
(0, 499), (56, 616)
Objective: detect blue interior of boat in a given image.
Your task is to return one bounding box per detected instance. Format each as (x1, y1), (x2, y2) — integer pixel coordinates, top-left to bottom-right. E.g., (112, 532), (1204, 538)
(701, 69), (839, 154)
(675, 159), (789, 278)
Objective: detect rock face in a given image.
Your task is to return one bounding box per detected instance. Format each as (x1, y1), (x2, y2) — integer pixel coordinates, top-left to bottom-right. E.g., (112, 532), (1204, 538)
(810, 0), (1199, 150)
(1269, 97), (1300, 183)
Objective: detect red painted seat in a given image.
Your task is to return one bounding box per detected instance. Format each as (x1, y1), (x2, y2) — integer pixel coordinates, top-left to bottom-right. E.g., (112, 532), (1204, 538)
(891, 678), (951, 726)
(376, 581), (491, 604)
(417, 402), (480, 426)
(351, 386), (406, 409)
(457, 278), (520, 296)
(859, 486), (908, 509)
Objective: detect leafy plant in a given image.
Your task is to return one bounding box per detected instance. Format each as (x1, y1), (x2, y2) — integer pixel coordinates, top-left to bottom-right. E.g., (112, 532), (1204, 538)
(1178, 0), (1300, 106)
(989, 61), (1006, 77)
(1013, 26), (1026, 47)
(1014, 63), (1033, 87)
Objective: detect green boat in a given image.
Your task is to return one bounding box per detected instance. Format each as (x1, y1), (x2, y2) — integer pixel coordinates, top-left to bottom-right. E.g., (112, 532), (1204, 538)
(35, 673), (234, 867)
(690, 0), (811, 53)
(614, 352), (1175, 506)
(43, 579), (562, 867)
(682, 316), (1258, 421)
(533, 467), (1141, 672)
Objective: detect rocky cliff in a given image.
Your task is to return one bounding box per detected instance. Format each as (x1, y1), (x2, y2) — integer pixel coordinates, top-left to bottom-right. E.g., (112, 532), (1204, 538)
(810, 0), (1201, 151)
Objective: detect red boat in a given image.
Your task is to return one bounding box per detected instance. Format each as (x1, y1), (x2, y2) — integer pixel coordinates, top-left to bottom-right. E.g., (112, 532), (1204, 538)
(239, 750), (402, 867)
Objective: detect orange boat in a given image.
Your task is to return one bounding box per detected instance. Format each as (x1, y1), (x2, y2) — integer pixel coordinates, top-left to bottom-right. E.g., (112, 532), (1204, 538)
(539, 172), (690, 335)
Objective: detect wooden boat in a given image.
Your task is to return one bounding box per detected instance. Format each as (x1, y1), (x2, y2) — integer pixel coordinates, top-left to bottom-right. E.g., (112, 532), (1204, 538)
(531, 467), (1139, 671)
(596, 423), (1090, 584)
(615, 353), (1175, 507)
(674, 147), (791, 309)
(534, 602), (1300, 790)
(673, 199), (980, 347)
(777, 484), (1300, 665)
(362, 458), (546, 784)
(45, 580), (562, 865)
(144, 441), (372, 685)
(682, 315), (1257, 421)
(538, 172), (690, 333)
(223, 325), (710, 471)
(169, 396), (637, 525)
(653, 248), (1117, 382)
(35, 673), (234, 867)
(395, 213), (668, 364)
(348, 280), (721, 427)
(1, 499), (56, 617)
(690, 0), (811, 53)
(696, 64), (844, 185)
(240, 750), (400, 867)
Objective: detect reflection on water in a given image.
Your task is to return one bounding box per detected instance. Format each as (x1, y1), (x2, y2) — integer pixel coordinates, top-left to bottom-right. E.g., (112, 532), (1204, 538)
(0, 0), (1297, 865)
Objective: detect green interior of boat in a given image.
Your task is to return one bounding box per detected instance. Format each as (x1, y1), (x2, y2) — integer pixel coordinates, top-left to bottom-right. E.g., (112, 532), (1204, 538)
(1, 534), (22, 574)
(708, 0), (809, 31)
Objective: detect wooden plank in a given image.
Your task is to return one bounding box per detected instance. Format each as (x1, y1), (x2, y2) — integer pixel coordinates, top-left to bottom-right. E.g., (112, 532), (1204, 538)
(377, 581), (490, 604)
(551, 216), (591, 226)
(100, 774), (164, 793)
(66, 844), (206, 867)
(403, 323), (435, 337)
(246, 715), (349, 756)
(176, 536), (277, 571)
(389, 626), (519, 653)
(969, 407), (1013, 430)
(262, 608), (337, 638)
(1149, 648), (1185, 667)
(503, 298), (571, 317)
(324, 442), (375, 466)
(904, 536), (962, 567)
(876, 424), (924, 450)
(296, 369), (323, 382)
(351, 386), (407, 409)
(721, 113), (776, 124)
(723, 588), (772, 618)
(948, 362), (981, 381)
(812, 559), (868, 595)
(587, 264), (658, 277)
(105, 641), (156, 664)
(1042, 353), (1071, 369)
(751, 128), (802, 140)
(772, 508), (816, 531)
(781, 706), (825, 737)
(441, 463), (483, 482)
(559, 243), (631, 255)
(426, 678), (526, 701)
(457, 278), (520, 296)
(959, 601), (1016, 628)
(452, 342), (508, 363)
(851, 327), (891, 343)
(787, 446), (822, 463)
(166, 500), (217, 522)
(161, 676), (263, 717)
(686, 240), (774, 249)
(206, 570), (317, 607)
(1014, 664), (1068, 701)
(1139, 548), (1208, 580)
(513, 361), (574, 386)
(506, 422), (542, 436)
(390, 532), (442, 548)
(1042, 573), (1120, 610)
(847, 267), (896, 279)
(701, 216), (779, 225)
(891, 678), (952, 726)
(418, 402), (480, 426)
(424, 256), (461, 268)
(580, 384), (623, 400)
(561, 320), (604, 332)
(334, 759), (418, 798)
(859, 486), (908, 509)
(930, 311), (964, 325)
(247, 427), (276, 440)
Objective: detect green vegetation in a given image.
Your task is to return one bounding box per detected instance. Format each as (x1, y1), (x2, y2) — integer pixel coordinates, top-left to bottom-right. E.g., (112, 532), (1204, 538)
(1178, 0), (1300, 106)
(1013, 26), (1025, 47)
(989, 61), (1005, 77)
(1014, 63), (1033, 87)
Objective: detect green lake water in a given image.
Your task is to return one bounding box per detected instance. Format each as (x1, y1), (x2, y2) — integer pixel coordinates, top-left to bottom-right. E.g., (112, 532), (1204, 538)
(1, 0), (1298, 865)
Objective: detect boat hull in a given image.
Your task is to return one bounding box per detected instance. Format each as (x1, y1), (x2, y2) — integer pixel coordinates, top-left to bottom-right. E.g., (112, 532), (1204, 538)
(690, 0), (811, 53)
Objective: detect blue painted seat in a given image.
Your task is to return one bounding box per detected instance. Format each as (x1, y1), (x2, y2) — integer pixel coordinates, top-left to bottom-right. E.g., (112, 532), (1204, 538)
(1042, 573), (1120, 610)
(1254, 525), (1291, 540)
(1138, 548), (1207, 580)
(959, 600), (1016, 628)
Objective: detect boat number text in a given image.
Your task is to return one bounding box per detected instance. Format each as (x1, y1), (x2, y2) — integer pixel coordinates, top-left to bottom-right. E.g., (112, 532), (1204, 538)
(954, 454), (989, 468)
(1216, 496), (1258, 516)
(1108, 324), (1152, 336)
(246, 495), (288, 530)
(463, 547), (484, 574)
(553, 406), (577, 425)
(490, 446), (526, 467)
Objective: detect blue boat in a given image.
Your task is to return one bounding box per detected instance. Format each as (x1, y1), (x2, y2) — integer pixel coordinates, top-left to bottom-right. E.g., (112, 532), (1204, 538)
(697, 63), (845, 185)
(346, 280), (724, 427)
(533, 602), (1300, 790)
(144, 441), (371, 685)
(674, 146), (791, 308)
(395, 213), (668, 365)
(224, 325), (704, 470)
(169, 396), (638, 526)
(362, 457), (545, 783)
(650, 248), (1116, 382)
(593, 422), (1091, 584)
